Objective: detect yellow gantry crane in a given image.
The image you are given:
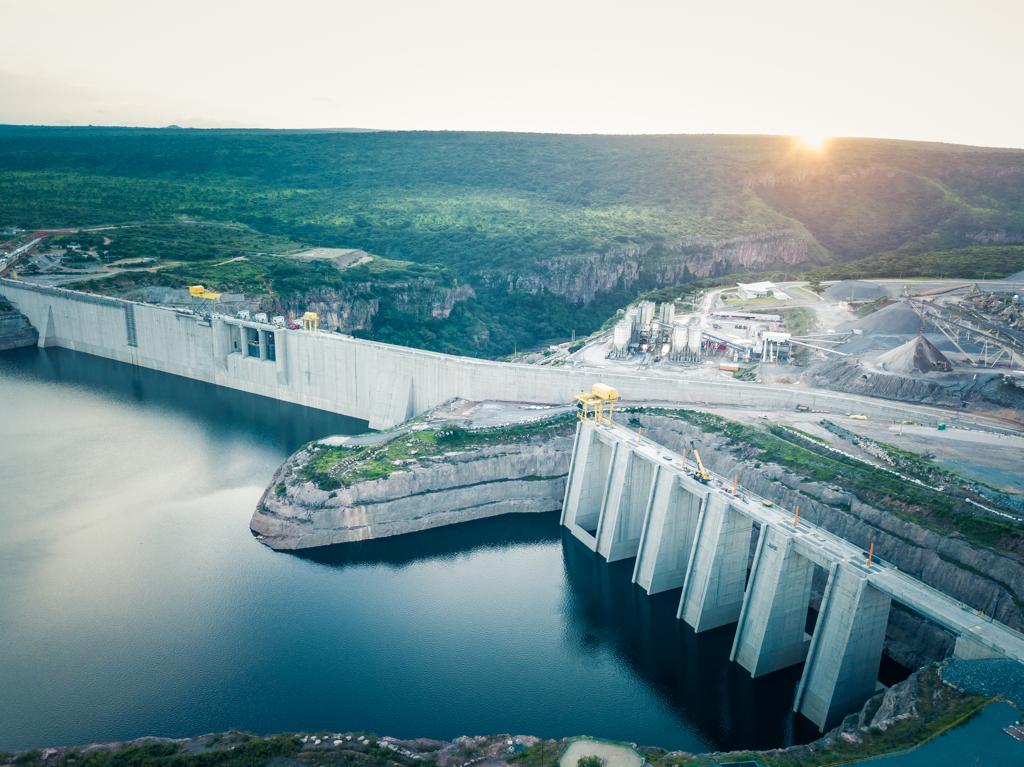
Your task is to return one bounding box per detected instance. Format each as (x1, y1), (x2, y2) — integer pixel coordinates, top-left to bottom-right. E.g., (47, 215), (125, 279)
(575, 383), (619, 424)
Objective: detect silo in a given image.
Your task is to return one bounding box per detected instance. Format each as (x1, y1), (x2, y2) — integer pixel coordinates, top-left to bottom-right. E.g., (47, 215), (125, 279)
(638, 300), (656, 328)
(611, 316), (633, 358)
(671, 325), (688, 357)
(659, 302), (675, 325)
(687, 324), (702, 354)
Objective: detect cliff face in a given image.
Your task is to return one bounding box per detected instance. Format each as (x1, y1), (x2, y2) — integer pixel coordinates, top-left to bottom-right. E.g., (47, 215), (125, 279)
(0, 307), (38, 351)
(485, 230), (818, 304)
(264, 281), (476, 334)
(252, 435), (573, 550)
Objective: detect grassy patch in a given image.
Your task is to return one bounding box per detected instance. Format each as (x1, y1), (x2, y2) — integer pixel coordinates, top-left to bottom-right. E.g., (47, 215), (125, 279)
(296, 416), (576, 491)
(636, 408), (1022, 553)
(726, 670), (990, 767)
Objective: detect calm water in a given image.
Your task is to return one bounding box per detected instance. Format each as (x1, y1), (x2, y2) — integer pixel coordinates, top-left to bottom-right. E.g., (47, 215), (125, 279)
(0, 348), (819, 752)
(861, 702), (1022, 765)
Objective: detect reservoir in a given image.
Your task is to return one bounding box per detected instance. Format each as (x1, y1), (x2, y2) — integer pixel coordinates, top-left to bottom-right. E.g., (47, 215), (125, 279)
(0, 347), (820, 753)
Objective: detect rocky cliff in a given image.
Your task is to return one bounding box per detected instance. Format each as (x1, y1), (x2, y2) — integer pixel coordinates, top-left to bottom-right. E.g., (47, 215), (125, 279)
(252, 432), (573, 550)
(263, 280), (476, 335)
(485, 229), (820, 304)
(0, 303), (37, 351)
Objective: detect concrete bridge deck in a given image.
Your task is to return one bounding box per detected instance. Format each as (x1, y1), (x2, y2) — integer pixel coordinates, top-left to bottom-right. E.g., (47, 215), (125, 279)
(561, 419), (1024, 730)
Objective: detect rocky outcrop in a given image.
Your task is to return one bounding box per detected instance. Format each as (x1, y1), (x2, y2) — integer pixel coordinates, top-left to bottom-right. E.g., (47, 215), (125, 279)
(483, 230), (819, 304)
(0, 304), (37, 350)
(265, 281), (476, 335)
(252, 435), (573, 550)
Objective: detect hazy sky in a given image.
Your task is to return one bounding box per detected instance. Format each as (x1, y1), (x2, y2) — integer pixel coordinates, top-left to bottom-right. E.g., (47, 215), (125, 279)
(2, 0), (1021, 147)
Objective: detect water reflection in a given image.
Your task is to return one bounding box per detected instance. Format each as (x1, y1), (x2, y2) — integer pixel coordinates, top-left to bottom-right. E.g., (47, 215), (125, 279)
(294, 512), (562, 569)
(560, 530), (818, 750)
(0, 346), (366, 450)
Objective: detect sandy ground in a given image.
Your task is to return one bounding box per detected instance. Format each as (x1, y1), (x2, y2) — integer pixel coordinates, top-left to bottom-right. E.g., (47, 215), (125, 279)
(559, 739), (644, 767)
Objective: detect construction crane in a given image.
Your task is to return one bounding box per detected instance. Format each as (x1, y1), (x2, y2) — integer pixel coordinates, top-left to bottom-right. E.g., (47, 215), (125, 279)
(690, 440), (712, 484)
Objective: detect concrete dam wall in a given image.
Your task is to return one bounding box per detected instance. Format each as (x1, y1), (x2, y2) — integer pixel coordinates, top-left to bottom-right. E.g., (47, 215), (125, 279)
(0, 278), (1010, 430)
(561, 420), (1024, 731)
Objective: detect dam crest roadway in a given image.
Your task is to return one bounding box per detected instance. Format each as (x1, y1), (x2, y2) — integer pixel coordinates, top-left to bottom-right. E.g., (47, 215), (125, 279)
(560, 418), (1024, 731)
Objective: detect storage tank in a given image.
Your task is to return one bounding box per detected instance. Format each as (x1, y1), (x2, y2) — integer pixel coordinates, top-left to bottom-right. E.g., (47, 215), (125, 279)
(611, 316), (633, 357)
(687, 324), (702, 353)
(658, 302), (675, 325)
(638, 300), (656, 328)
(671, 325), (688, 355)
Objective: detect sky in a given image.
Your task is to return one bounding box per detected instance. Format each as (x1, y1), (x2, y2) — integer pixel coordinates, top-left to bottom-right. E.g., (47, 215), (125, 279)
(1, 0), (1022, 148)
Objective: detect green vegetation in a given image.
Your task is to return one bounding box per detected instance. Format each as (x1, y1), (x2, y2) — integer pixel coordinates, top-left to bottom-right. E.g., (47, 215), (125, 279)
(296, 415), (576, 491)
(576, 757), (605, 767)
(3, 127), (1023, 356)
(634, 408), (1022, 553)
(808, 244), (1024, 282)
(719, 668), (989, 767)
(50, 223), (304, 264)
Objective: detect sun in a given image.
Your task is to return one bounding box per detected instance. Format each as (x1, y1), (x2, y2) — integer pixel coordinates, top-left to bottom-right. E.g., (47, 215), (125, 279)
(796, 133), (829, 151)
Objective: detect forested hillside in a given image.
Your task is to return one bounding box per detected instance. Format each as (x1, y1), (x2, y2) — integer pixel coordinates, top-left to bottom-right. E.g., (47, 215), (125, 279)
(1, 126), (1022, 356)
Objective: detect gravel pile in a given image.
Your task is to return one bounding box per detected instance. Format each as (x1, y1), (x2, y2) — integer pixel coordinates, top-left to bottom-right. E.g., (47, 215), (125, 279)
(942, 658), (1024, 707)
(875, 334), (953, 374)
(850, 300), (925, 335)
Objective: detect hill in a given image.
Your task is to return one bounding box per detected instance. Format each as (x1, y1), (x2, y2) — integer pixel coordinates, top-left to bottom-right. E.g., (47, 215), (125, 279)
(1, 127), (1022, 356)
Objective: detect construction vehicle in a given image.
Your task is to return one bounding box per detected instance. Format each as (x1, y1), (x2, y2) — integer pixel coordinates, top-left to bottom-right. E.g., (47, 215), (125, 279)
(690, 440), (712, 484)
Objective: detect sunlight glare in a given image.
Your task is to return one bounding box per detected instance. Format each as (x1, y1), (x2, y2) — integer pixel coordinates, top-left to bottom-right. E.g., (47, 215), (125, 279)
(796, 133), (828, 151)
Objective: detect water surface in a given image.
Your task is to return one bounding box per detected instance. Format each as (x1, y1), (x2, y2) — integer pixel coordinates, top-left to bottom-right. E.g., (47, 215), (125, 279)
(0, 348), (819, 752)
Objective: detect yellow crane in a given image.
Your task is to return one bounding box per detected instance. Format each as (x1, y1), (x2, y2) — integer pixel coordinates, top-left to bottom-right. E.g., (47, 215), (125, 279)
(575, 383), (619, 424)
(690, 440), (712, 484)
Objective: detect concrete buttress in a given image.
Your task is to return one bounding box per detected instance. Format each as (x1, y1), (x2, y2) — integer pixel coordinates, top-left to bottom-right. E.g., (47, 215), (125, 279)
(730, 523), (813, 677)
(794, 563), (891, 731)
(677, 493), (753, 632)
(633, 470), (703, 594)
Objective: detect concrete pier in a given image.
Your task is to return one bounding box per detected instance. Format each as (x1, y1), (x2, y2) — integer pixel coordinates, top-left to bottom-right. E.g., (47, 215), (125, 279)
(730, 523), (814, 677)
(677, 494), (753, 632)
(561, 419), (1024, 731)
(632, 469), (703, 595)
(793, 564), (891, 730)
(596, 446), (657, 561)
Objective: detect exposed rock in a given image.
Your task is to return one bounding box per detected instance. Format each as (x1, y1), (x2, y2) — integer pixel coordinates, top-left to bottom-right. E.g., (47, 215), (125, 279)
(482, 230), (819, 304)
(0, 304), (38, 350)
(252, 433), (574, 550)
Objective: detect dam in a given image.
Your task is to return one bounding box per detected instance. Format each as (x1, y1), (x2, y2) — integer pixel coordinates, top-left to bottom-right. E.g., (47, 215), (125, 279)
(0, 278), (1013, 430)
(560, 418), (1024, 730)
